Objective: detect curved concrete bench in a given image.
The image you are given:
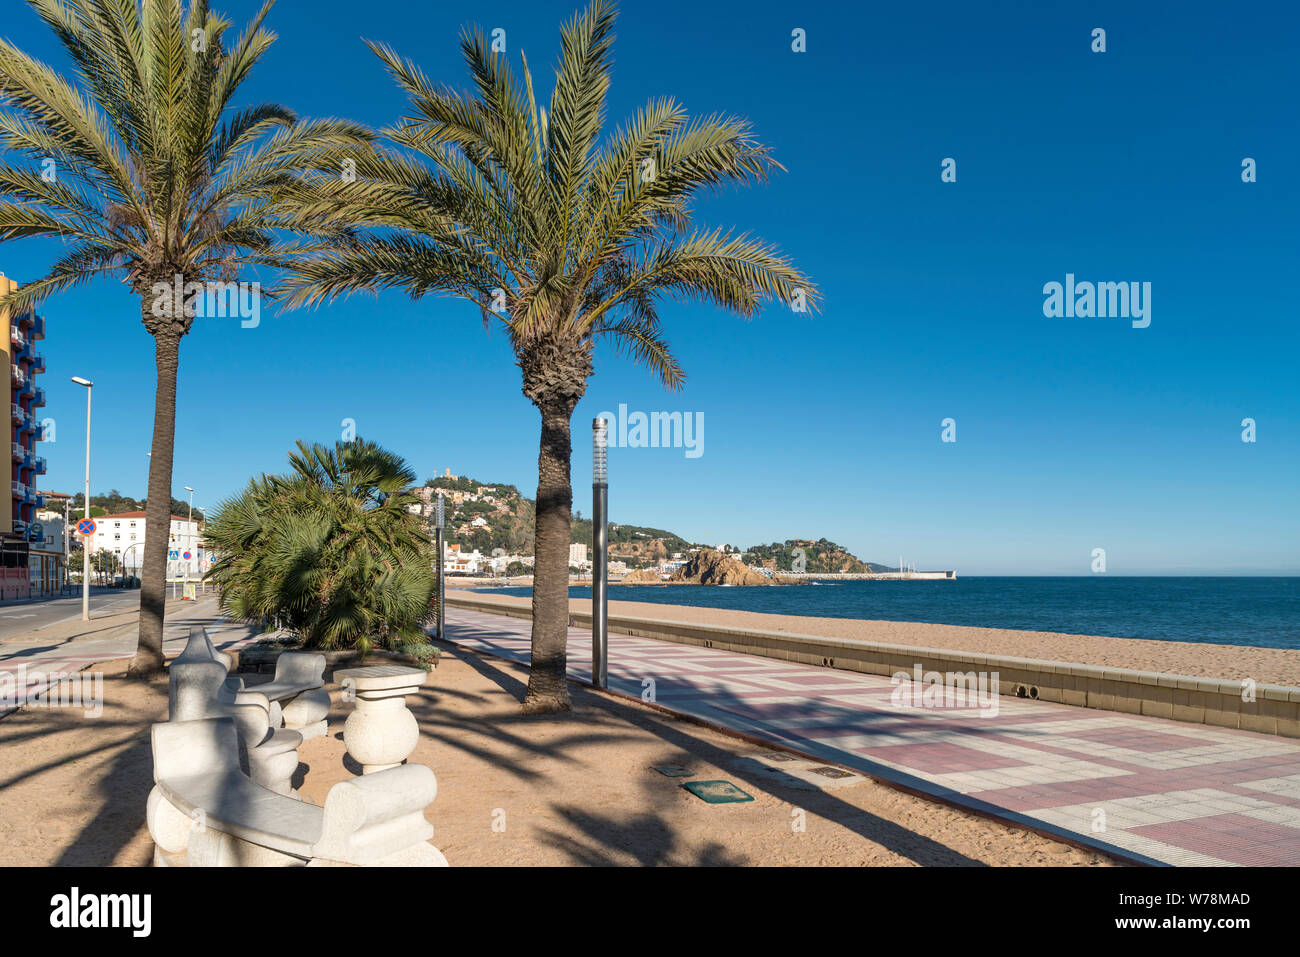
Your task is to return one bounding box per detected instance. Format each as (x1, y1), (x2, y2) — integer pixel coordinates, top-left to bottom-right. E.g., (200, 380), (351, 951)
(170, 627), (240, 714)
(171, 657), (301, 795)
(147, 718), (447, 867)
(234, 650), (331, 741)
(185, 626), (233, 672)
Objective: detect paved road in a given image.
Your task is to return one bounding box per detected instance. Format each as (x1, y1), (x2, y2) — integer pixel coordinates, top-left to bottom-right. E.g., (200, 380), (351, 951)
(444, 607), (1300, 867)
(0, 596), (260, 706)
(0, 589), (142, 641)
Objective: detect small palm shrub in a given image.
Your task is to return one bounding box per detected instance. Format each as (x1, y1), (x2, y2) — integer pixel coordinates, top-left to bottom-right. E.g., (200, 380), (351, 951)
(205, 438), (437, 662)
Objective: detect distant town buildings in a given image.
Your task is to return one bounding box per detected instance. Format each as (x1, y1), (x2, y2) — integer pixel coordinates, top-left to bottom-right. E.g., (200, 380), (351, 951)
(438, 543), (537, 577)
(88, 512), (205, 578)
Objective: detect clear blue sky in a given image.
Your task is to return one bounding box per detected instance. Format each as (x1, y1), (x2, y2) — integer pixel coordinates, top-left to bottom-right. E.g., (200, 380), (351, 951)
(3, 0), (1297, 575)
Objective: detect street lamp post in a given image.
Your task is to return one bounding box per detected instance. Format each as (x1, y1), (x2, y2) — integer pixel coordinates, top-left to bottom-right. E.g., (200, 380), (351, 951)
(184, 486), (194, 593)
(62, 496), (69, 592)
(122, 541), (143, 582)
(592, 418), (609, 690)
(71, 377), (92, 621)
(434, 494), (445, 640)
(196, 506), (205, 593)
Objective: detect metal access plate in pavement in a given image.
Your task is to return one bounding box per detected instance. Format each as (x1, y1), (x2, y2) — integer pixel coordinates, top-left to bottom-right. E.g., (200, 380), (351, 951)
(682, 780), (754, 804)
(651, 765), (695, 777)
(730, 754), (868, 791)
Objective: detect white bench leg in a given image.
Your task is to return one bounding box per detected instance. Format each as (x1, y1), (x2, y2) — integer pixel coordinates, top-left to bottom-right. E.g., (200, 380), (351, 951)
(248, 742), (302, 796)
(307, 844), (448, 867)
(282, 688), (331, 740)
(188, 828), (303, 867)
(146, 786), (195, 867)
(343, 693), (419, 774)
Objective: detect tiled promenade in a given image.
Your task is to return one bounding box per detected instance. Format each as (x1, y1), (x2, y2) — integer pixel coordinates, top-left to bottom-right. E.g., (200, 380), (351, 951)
(445, 607), (1300, 866)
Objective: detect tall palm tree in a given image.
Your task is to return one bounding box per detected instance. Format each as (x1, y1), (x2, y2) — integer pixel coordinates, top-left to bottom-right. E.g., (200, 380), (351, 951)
(281, 0), (819, 712)
(0, 0), (370, 675)
(204, 438), (437, 660)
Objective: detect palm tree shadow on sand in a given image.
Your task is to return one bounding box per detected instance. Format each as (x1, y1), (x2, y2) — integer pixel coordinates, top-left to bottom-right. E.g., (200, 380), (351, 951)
(445, 646), (986, 866)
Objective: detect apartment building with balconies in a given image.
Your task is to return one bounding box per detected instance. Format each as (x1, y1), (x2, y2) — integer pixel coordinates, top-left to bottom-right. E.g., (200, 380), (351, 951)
(1, 274), (47, 600)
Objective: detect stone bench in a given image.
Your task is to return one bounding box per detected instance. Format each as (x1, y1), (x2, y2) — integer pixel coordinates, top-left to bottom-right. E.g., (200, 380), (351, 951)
(170, 635), (303, 796)
(147, 717), (447, 867)
(169, 627), (239, 704)
(181, 627), (331, 741)
(232, 645), (331, 741)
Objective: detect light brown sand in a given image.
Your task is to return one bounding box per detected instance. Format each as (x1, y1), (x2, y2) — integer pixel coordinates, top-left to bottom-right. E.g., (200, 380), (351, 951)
(0, 653), (1111, 867)
(449, 590), (1300, 687)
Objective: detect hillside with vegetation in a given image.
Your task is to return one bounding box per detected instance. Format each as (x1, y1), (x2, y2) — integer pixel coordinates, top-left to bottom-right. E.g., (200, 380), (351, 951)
(70, 491), (204, 524)
(424, 476), (535, 556)
(742, 538), (870, 574)
(426, 475), (877, 572)
(571, 517), (693, 567)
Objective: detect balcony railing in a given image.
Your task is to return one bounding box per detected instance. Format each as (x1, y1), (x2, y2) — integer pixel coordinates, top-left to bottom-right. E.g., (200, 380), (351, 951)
(10, 403), (21, 423)
(9, 327), (23, 348)
(11, 481), (26, 498)
(32, 388), (45, 408)
(19, 375), (35, 397)
(32, 457), (45, 474)
(33, 493), (45, 509)
(28, 354), (44, 373)
(21, 414), (36, 434)
(10, 441), (22, 461)
(10, 365), (22, 386)
(30, 315), (44, 339)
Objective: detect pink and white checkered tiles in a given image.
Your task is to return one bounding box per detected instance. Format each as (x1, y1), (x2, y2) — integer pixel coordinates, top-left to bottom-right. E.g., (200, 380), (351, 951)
(445, 608), (1300, 867)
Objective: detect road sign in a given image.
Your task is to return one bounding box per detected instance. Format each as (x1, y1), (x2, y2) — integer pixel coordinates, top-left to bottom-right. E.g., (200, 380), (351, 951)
(76, 518), (96, 536)
(169, 550), (179, 560)
(182, 551), (191, 560)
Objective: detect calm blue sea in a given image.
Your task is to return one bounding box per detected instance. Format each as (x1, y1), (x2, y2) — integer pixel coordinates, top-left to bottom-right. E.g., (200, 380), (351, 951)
(489, 577), (1300, 650)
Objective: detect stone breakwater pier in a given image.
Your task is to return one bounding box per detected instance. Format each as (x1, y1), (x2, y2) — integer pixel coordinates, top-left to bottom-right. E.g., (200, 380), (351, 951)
(780, 571), (957, 581)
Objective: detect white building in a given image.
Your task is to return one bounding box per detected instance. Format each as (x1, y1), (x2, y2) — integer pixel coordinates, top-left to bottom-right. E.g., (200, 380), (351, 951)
(29, 509), (65, 596)
(88, 511), (204, 577)
(443, 544), (482, 575)
(569, 542), (587, 566)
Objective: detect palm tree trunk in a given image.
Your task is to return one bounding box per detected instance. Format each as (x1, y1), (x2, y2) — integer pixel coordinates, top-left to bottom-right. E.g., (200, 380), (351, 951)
(523, 399), (574, 712)
(128, 326), (182, 677)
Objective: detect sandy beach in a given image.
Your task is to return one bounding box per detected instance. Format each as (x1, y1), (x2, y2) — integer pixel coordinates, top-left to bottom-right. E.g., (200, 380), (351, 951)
(0, 654), (1111, 867)
(448, 589), (1300, 687)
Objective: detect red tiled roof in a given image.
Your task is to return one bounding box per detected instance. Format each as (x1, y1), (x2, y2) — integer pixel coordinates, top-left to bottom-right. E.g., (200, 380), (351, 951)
(94, 511), (194, 522)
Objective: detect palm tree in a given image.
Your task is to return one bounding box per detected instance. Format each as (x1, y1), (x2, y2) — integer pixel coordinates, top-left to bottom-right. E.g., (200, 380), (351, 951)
(281, 0), (819, 712)
(0, 0), (371, 675)
(204, 438), (437, 659)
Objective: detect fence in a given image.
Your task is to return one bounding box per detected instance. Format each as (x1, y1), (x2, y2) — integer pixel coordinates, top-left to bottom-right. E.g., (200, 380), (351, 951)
(164, 578), (217, 600)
